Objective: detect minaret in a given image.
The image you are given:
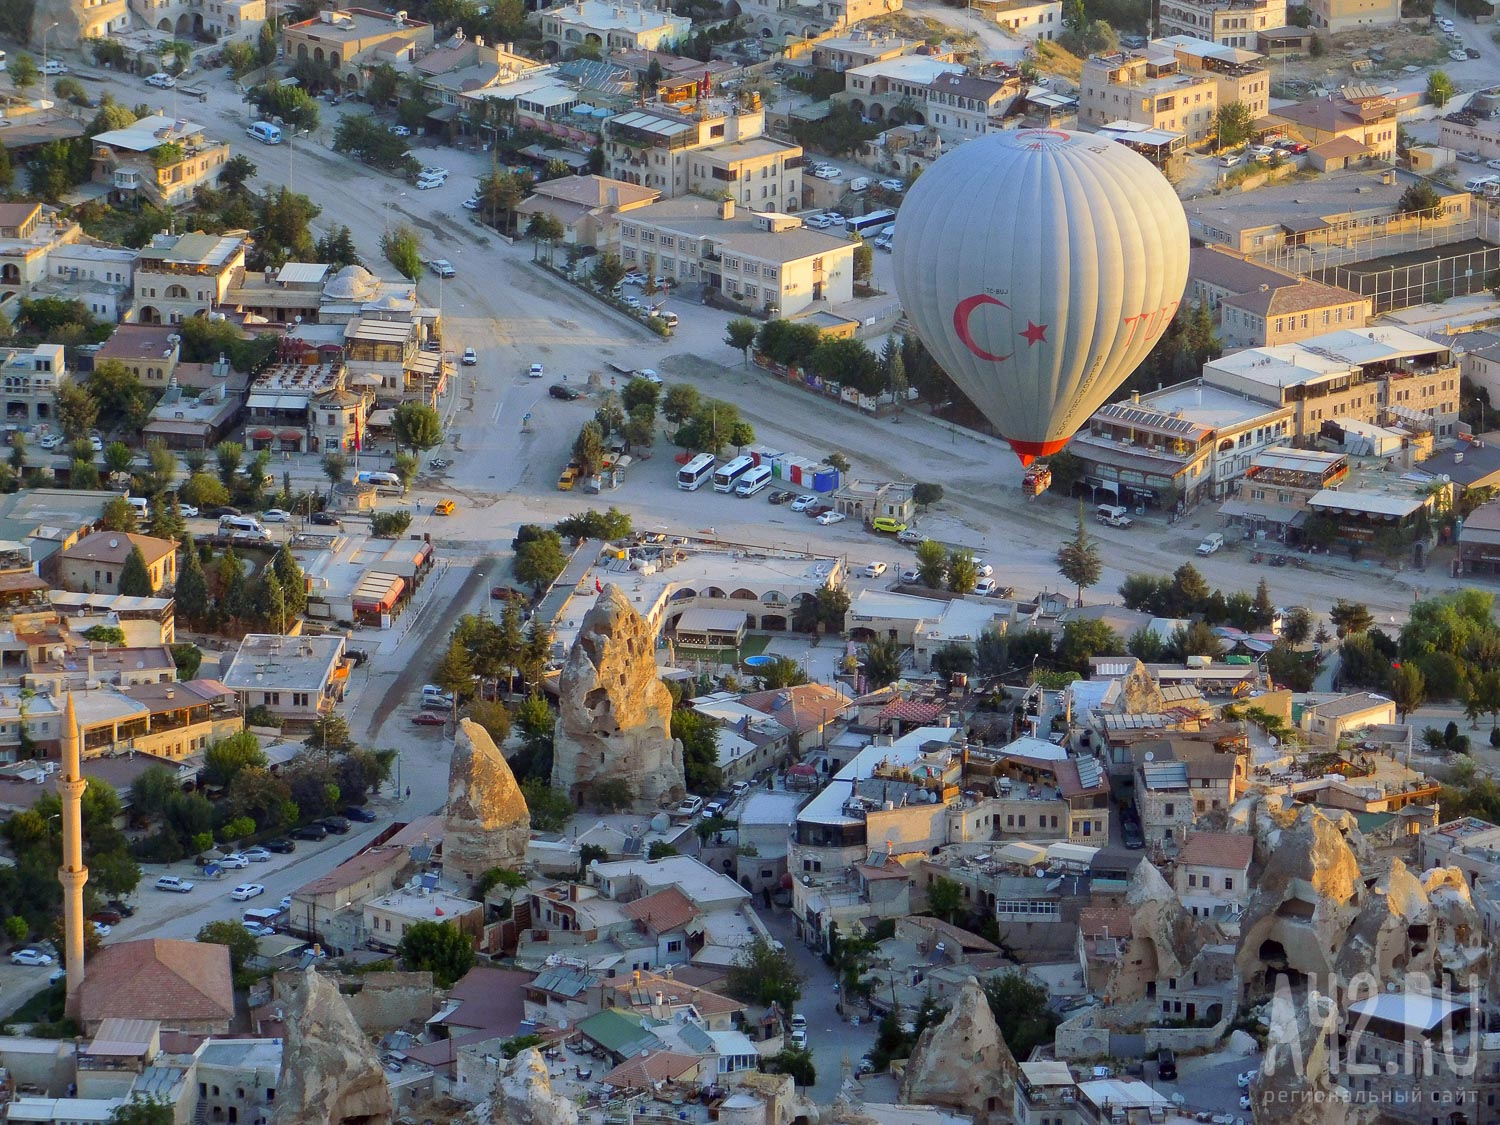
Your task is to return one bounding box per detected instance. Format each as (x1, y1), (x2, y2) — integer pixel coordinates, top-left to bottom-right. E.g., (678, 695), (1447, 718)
(58, 693), (87, 1009)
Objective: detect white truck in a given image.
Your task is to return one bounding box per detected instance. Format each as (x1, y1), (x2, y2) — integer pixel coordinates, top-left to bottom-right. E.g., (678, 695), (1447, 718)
(1096, 504), (1134, 529)
(1197, 532), (1225, 556)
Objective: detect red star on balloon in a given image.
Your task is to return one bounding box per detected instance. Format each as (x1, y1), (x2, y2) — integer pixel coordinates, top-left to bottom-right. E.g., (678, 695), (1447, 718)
(1020, 321), (1048, 347)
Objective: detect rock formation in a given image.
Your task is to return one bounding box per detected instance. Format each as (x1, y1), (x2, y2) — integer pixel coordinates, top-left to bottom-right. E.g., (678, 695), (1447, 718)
(1102, 859), (1222, 1010)
(30, 1), (85, 52)
(551, 583), (685, 808)
(444, 717), (530, 884)
(490, 1048), (578, 1125)
(899, 977), (1017, 1123)
(1254, 988), (1376, 1125)
(270, 967), (395, 1125)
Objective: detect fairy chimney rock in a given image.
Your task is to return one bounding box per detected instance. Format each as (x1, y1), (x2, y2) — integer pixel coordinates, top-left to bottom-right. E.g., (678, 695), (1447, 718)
(551, 583), (685, 808)
(270, 967), (395, 1125)
(444, 717), (531, 884)
(899, 977), (1017, 1123)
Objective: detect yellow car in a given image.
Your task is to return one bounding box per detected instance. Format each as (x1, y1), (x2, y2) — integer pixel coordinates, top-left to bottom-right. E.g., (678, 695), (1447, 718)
(871, 516), (908, 533)
(434, 499), (457, 515)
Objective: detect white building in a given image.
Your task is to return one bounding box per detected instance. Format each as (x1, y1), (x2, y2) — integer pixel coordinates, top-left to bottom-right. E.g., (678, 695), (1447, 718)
(1173, 831), (1253, 921)
(538, 0), (691, 55)
(0, 343), (66, 428)
(221, 634), (347, 723)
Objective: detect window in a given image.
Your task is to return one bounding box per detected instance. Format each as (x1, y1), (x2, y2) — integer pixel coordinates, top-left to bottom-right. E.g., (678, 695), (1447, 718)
(1224, 876), (1234, 890)
(1164, 802), (1175, 815)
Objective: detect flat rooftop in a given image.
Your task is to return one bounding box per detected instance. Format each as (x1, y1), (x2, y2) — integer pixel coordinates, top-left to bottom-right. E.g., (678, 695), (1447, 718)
(1134, 381), (1291, 430)
(798, 725), (962, 828)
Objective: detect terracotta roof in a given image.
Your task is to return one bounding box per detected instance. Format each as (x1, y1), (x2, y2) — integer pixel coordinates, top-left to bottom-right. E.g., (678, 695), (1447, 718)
(295, 846), (408, 897)
(62, 531), (177, 568)
(901, 915), (1001, 953)
(738, 683), (850, 734)
(621, 886), (701, 934)
(1189, 245), (1295, 295)
(877, 698), (945, 724)
(600, 1050), (701, 1090)
(1078, 906), (1133, 937)
(1177, 831), (1254, 871)
(96, 323), (180, 362)
(76, 939), (233, 1026)
(1221, 276), (1365, 319)
(1310, 135), (1370, 158)
(442, 966), (530, 1033)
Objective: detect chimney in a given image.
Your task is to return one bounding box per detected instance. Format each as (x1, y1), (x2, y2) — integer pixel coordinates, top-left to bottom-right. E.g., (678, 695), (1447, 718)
(719, 198), (735, 219)
(608, 186), (620, 209)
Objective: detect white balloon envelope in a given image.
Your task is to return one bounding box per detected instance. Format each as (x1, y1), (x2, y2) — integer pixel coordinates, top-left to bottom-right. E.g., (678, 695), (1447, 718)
(892, 129), (1191, 465)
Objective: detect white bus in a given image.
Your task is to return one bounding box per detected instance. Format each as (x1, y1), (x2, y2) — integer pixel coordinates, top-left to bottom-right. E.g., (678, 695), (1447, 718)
(677, 453), (716, 490)
(735, 464), (773, 497)
(713, 455), (755, 493)
(848, 209), (898, 237)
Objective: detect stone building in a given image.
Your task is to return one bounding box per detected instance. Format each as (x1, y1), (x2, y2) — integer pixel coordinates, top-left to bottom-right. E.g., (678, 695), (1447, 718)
(551, 584), (685, 809)
(443, 717), (530, 885)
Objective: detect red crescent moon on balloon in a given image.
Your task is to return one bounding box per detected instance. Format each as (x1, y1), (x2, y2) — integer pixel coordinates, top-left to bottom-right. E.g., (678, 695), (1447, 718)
(953, 294), (1013, 363)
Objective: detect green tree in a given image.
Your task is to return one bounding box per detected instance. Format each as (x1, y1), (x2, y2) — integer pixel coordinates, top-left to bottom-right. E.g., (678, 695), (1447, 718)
(117, 545), (153, 597)
(396, 920), (475, 987)
(315, 225), (362, 270)
(1397, 181), (1441, 217)
(176, 539), (208, 628)
(1390, 662), (1426, 723)
(108, 1096), (174, 1125)
(768, 1047), (816, 1087)
(129, 764), (180, 823)
(515, 533), (567, 593)
(196, 920), (258, 973)
(926, 875), (964, 923)
(947, 550), (978, 594)
(392, 401), (443, 455)
(572, 421), (606, 478)
(55, 382), (98, 442)
(725, 317), (758, 367)
(180, 471), (229, 510)
(381, 224), (423, 281)
(864, 635), (903, 689)
(914, 539), (947, 588)
(982, 972), (1062, 1059)
(102, 440), (134, 476)
(912, 482), (943, 510)
(1428, 69), (1456, 109)
(9, 54), (37, 94)
(1330, 599), (1374, 637)
(816, 582), (851, 633)
(521, 778), (573, 830)
(1055, 506), (1103, 606)
(215, 441), (244, 489)
(220, 153), (258, 194)
(100, 495), (138, 533)
(756, 655), (808, 689)
(433, 637), (476, 701)
(591, 253), (626, 291)
(662, 383), (700, 433)
(1168, 620), (1223, 661)
(148, 496), (186, 543)
(524, 212), (565, 262)
(1057, 619), (1123, 673)
(725, 935), (803, 1013)
(671, 707), (723, 794)
(1215, 100), (1255, 149)
(202, 732), (268, 788)
(1281, 605), (1315, 646)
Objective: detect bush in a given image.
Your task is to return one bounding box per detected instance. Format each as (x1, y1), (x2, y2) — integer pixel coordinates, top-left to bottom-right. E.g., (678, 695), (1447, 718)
(370, 510), (413, 538)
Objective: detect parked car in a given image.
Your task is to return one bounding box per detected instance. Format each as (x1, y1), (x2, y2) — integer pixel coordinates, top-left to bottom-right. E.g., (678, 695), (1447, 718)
(10, 948), (53, 966)
(1157, 1049), (1178, 1081)
(310, 511), (341, 527)
(462, 196), (480, 211)
(344, 805), (378, 823)
(145, 71), (175, 88)
(107, 900), (136, 918)
(291, 823), (329, 841)
(1197, 532), (1225, 556)
(412, 712), (447, 726)
(217, 853), (250, 869)
(899, 568), (921, 584)
(1237, 1070), (1258, 1089)
(731, 781), (751, 798)
(790, 1029), (809, 1048)
(434, 499), (456, 515)
(415, 174), (445, 190)
(41, 60), (68, 75)
(871, 516), (908, 533)
(389, 125), (410, 136)
(1467, 46), (1482, 58)
(768, 490), (795, 505)
(261, 509), (291, 523)
(346, 648), (369, 666)
(1453, 48), (1471, 61)
(897, 528), (926, 544)
(1247, 144), (1276, 160)
(864, 561), (887, 577)
(490, 584), (527, 603)
(264, 838), (297, 854)
(674, 796), (705, 818)
(462, 348), (478, 366)
(790, 494), (818, 512)
(90, 909), (123, 926)
(319, 816), (351, 835)
(429, 259), (456, 278)
(1458, 150), (1484, 163)
(817, 510), (846, 525)
(155, 875), (194, 893)
(231, 883), (266, 901)
(528, 362), (545, 378)
(206, 506), (241, 518)
(806, 503), (832, 518)
(1122, 819), (1145, 849)
(635, 368), (663, 384)
(243, 847), (272, 863)
(245, 922), (278, 937)
(878, 178), (905, 191)
(549, 384), (581, 400)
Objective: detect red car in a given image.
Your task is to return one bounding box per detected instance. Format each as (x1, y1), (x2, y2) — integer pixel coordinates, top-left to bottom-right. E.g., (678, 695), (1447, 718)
(490, 585), (527, 603)
(89, 909), (123, 926)
(411, 712), (446, 726)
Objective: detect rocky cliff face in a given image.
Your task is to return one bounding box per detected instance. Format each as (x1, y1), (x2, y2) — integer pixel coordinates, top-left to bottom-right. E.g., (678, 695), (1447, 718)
(899, 977), (1017, 1124)
(480, 1048), (578, 1125)
(551, 584), (684, 808)
(269, 968), (395, 1125)
(444, 717), (530, 884)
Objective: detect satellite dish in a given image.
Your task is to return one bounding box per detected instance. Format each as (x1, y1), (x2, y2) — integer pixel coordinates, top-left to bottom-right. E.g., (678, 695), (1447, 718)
(1144, 751), (1154, 761)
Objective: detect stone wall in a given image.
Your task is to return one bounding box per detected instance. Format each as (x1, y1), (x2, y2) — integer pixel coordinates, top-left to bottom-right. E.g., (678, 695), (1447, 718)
(1144, 1015), (1234, 1054)
(335, 971), (440, 1035)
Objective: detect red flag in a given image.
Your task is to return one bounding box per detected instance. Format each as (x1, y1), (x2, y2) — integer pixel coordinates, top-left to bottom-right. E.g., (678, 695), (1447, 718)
(435, 906), (444, 916)
(595, 578), (602, 593)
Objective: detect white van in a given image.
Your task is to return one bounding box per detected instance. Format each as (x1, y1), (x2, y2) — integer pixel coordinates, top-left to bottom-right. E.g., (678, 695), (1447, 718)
(735, 464), (773, 497)
(357, 471), (402, 491)
(849, 176), (870, 192)
(126, 496), (149, 519)
(1196, 532), (1225, 556)
(1096, 504), (1133, 528)
(1467, 176), (1497, 193)
(247, 121), (283, 145)
(220, 514), (265, 535)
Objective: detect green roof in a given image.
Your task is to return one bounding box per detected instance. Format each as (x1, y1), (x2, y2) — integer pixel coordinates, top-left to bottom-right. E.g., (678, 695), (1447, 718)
(577, 1007), (661, 1056)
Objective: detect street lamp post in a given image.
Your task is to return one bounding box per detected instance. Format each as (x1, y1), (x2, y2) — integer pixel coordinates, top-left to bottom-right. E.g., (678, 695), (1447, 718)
(42, 23), (59, 105)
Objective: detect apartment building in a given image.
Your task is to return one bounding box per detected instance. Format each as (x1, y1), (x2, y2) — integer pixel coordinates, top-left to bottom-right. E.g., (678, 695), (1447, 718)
(538, 0), (691, 55)
(1304, 0), (1399, 32)
(1268, 89), (1398, 164)
(1189, 246), (1370, 348)
(1078, 51), (1217, 142)
(515, 175), (660, 253)
(1203, 325), (1460, 439)
(688, 136), (804, 214)
(617, 199), (855, 317)
(58, 532), (178, 594)
(603, 99), (787, 200)
(1154, 35), (1270, 120)
(925, 71), (1023, 141)
(132, 230), (248, 326)
(0, 343), (66, 429)
(1157, 0), (1284, 47)
(282, 8), (434, 92)
(89, 115), (230, 209)
(809, 30), (916, 72)
(970, 0), (1061, 38)
(841, 55), (964, 123)
(823, 0), (904, 27)
(221, 634), (348, 724)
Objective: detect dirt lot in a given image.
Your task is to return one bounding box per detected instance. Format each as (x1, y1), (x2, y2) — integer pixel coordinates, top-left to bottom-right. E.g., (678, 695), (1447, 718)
(1271, 24), (1456, 91)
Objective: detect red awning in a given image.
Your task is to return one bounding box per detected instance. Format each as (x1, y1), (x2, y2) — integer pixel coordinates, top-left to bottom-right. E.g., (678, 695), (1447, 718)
(279, 430), (302, 441)
(250, 428), (273, 440)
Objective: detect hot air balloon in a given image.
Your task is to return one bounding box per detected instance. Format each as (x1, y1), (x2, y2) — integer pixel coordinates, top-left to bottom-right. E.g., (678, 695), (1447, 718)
(891, 129), (1190, 467)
